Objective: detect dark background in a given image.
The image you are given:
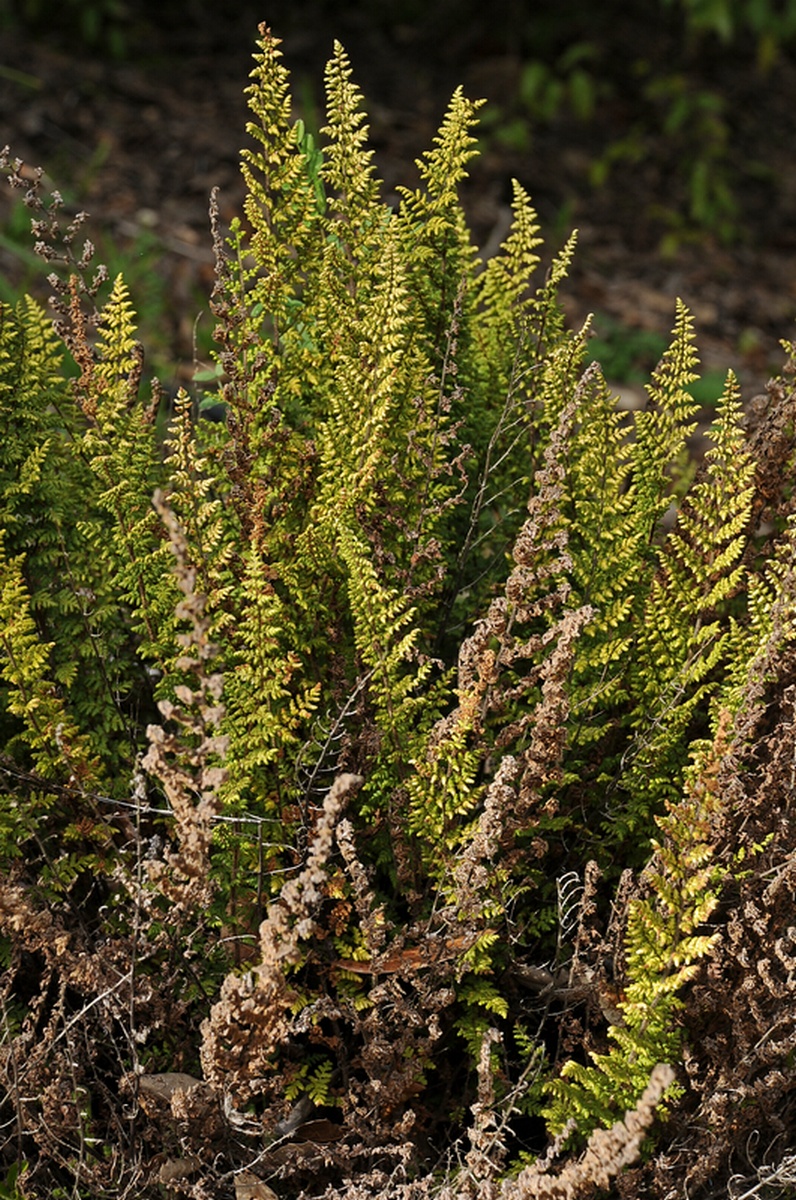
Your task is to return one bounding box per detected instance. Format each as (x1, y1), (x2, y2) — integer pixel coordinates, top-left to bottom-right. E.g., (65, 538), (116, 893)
(2, 0), (796, 402)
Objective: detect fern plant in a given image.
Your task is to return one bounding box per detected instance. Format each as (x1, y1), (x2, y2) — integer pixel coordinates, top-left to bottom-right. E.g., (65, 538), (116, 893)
(1, 28), (795, 1200)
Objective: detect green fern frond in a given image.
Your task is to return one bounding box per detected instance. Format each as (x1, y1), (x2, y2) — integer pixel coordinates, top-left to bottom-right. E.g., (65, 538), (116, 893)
(476, 179), (543, 325)
(240, 27), (324, 338)
(400, 85), (484, 225)
(460, 977), (509, 1018)
(315, 232), (414, 506)
(405, 718), (483, 856)
(472, 180), (545, 449)
(0, 296), (146, 768)
(163, 391), (237, 637)
(335, 520), (423, 706)
(222, 537), (321, 816)
(663, 371), (754, 610)
(620, 369), (756, 822)
(544, 724), (726, 1138)
(321, 40), (380, 220)
(459, 927), (502, 975)
(0, 536), (99, 781)
(631, 298), (700, 526)
(94, 273), (140, 408)
(551, 366), (647, 741)
(397, 87), (483, 351)
(306, 1059), (336, 1107)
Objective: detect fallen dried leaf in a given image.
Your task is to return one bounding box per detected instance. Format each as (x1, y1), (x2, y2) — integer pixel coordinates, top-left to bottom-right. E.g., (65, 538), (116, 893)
(158, 1156), (200, 1184)
(334, 931), (493, 975)
(139, 1071), (204, 1105)
(235, 1169), (279, 1199)
(292, 1118), (345, 1144)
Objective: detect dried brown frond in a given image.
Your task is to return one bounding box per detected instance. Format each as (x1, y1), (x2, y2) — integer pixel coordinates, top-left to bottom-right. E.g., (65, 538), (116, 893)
(639, 630), (796, 1196)
(142, 492), (228, 912)
(200, 774), (363, 1101)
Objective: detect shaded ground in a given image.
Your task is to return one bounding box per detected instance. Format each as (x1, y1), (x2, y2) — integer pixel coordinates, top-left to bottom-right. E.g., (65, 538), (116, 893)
(2, 2), (796, 401)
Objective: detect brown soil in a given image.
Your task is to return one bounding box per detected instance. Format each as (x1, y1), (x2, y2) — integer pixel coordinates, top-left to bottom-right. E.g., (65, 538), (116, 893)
(2, 4), (796, 398)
